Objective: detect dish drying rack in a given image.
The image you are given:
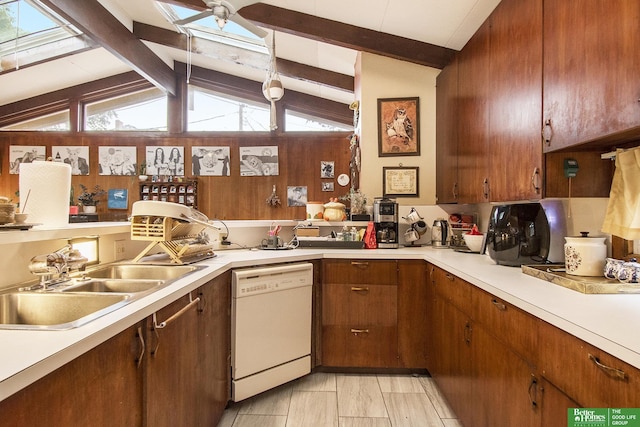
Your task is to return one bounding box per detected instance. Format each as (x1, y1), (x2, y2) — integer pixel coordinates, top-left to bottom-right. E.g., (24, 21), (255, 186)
(130, 201), (215, 264)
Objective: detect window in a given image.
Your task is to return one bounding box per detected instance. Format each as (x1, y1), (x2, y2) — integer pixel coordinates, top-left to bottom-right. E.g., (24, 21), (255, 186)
(0, 0), (85, 70)
(84, 88), (167, 131)
(0, 110), (69, 130)
(188, 86), (270, 131)
(285, 110), (351, 132)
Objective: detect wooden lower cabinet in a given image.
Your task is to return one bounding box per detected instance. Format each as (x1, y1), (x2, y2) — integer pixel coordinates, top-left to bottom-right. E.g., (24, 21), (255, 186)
(0, 273), (231, 427)
(0, 324), (144, 426)
(540, 378), (579, 427)
(397, 260), (429, 368)
(145, 274), (230, 427)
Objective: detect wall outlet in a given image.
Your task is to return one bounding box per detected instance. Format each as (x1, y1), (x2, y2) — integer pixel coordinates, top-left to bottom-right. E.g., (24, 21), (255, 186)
(114, 240), (126, 260)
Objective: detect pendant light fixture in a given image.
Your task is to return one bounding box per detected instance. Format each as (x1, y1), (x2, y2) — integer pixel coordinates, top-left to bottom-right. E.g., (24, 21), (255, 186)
(262, 31), (284, 130)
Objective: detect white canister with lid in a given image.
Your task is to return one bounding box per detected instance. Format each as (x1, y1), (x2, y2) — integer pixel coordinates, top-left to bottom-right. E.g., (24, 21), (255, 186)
(564, 232), (607, 276)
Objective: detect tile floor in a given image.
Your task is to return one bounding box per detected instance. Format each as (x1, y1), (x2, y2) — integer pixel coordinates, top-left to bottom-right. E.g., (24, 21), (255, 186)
(217, 372), (462, 427)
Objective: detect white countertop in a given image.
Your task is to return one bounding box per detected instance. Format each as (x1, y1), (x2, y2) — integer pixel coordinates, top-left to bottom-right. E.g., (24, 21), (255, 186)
(1, 246), (639, 402)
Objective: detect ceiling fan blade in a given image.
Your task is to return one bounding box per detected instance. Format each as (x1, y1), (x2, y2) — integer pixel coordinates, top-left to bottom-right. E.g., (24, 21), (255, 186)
(230, 13), (268, 38)
(174, 10), (214, 26)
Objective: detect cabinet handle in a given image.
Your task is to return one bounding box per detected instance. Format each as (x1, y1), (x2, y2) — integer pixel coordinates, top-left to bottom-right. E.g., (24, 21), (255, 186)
(351, 261), (369, 269)
(153, 293), (200, 330)
(464, 322), (472, 344)
(531, 167), (541, 193)
(542, 119), (553, 145)
(351, 328), (370, 335)
(528, 375), (538, 408)
(482, 178), (489, 200)
(351, 286), (369, 292)
(445, 273), (455, 282)
(588, 354), (627, 380)
(491, 298), (507, 311)
(452, 182), (458, 199)
(136, 326), (145, 368)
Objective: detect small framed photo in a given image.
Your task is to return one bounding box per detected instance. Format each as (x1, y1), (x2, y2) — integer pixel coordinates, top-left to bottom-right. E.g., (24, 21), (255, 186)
(378, 97), (420, 156)
(320, 161), (334, 178)
(383, 166), (419, 197)
(107, 189), (128, 209)
(322, 182), (334, 192)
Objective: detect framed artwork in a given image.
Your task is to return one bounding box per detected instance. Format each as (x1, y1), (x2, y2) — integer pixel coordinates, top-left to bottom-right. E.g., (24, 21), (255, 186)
(99, 146), (137, 175)
(322, 182), (334, 192)
(146, 146), (184, 177)
(383, 166), (419, 197)
(320, 161), (334, 178)
(192, 146), (230, 176)
(9, 146), (46, 174)
(377, 97), (420, 156)
(240, 146), (279, 176)
(52, 146), (90, 175)
(287, 186), (307, 207)
(107, 189), (128, 209)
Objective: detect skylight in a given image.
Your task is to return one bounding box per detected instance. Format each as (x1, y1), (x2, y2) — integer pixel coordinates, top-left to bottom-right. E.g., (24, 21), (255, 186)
(0, 0), (84, 70)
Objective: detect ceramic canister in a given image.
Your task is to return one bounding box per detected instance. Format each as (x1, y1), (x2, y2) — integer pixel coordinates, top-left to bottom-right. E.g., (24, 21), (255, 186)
(306, 202), (324, 220)
(564, 232), (607, 276)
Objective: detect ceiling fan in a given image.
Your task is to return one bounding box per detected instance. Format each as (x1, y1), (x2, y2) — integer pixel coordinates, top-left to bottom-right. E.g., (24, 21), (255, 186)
(173, 0), (268, 39)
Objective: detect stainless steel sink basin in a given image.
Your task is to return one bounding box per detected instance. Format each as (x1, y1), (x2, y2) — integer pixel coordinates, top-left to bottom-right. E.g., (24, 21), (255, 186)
(0, 292), (130, 330)
(84, 264), (201, 281)
(62, 278), (164, 293)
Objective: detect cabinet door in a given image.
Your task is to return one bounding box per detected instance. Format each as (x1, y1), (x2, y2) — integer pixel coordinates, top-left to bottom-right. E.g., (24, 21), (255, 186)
(322, 282), (398, 367)
(196, 272), (231, 426)
(0, 324), (143, 426)
(429, 295), (474, 426)
(457, 19), (491, 204)
(435, 57), (459, 204)
(543, 0), (640, 151)
(144, 292), (200, 427)
(489, 0), (543, 201)
(540, 378), (580, 427)
(397, 260), (429, 368)
(472, 325), (540, 427)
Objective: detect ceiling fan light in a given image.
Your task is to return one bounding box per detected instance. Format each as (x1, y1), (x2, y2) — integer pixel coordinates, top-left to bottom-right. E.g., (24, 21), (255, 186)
(212, 5), (229, 29)
(214, 16), (227, 30)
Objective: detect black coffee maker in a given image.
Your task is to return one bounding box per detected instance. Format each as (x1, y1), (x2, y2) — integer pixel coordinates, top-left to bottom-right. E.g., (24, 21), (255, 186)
(373, 197), (398, 248)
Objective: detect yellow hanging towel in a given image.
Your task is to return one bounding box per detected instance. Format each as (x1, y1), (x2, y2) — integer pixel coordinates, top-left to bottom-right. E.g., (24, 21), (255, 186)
(601, 146), (640, 240)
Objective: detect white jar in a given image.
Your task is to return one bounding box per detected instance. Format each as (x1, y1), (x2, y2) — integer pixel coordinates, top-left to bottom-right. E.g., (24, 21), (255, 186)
(564, 232), (607, 276)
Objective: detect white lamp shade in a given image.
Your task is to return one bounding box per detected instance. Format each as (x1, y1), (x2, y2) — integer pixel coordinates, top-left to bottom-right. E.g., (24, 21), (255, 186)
(263, 79), (284, 101)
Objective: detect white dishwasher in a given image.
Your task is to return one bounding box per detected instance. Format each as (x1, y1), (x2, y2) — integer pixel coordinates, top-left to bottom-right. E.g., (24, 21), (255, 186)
(231, 262), (313, 401)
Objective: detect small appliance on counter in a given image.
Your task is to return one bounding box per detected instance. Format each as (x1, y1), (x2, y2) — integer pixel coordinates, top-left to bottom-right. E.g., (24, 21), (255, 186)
(486, 202), (562, 266)
(431, 218), (452, 248)
(373, 197), (398, 248)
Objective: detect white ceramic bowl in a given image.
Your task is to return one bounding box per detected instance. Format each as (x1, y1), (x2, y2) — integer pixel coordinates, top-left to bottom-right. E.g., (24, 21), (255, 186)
(464, 234), (484, 252)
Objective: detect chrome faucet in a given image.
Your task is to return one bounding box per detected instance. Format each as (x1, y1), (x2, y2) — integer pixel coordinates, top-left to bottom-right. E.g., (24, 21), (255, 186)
(28, 245), (88, 289)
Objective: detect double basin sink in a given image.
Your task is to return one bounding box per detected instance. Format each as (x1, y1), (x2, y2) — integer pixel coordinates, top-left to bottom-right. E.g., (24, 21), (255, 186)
(0, 264), (202, 330)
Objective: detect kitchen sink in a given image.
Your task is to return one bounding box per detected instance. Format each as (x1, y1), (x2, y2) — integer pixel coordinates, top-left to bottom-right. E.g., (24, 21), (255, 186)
(0, 292), (130, 330)
(61, 278), (164, 293)
(83, 264), (202, 281)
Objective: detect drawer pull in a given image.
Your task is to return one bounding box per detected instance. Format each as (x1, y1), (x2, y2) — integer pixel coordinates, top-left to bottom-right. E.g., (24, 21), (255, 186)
(588, 354), (627, 380)
(351, 286), (369, 292)
(136, 326), (145, 368)
(351, 261), (370, 269)
(491, 298), (507, 311)
(445, 273), (455, 282)
(528, 375), (538, 408)
(351, 328), (370, 335)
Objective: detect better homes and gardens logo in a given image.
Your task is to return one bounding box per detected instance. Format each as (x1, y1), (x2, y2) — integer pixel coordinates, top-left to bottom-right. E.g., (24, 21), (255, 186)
(568, 408), (640, 427)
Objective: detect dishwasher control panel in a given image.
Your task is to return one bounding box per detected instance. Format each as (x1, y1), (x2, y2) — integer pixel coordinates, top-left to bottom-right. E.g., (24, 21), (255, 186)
(232, 263), (313, 298)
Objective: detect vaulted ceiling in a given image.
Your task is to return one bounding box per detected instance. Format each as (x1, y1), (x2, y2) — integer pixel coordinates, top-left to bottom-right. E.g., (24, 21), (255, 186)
(0, 0), (501, 107)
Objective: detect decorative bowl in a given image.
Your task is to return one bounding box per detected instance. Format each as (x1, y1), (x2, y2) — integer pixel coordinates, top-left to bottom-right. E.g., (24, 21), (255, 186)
(463, 233), (484, 253)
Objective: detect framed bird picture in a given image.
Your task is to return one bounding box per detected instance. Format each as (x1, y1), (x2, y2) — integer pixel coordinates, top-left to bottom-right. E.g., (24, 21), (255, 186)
(377, 97), (420, 157)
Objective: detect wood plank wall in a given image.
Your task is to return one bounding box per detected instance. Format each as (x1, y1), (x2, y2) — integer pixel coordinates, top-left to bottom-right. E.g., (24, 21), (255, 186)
(0, 132), (352, 220)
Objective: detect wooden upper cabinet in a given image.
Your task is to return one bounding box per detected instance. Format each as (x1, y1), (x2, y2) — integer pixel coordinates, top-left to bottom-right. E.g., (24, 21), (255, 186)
(543, 0), (640, 151)
(488, 0), (543, 201)
(456, 19), (491, 204)
(435, 57), (459, 204)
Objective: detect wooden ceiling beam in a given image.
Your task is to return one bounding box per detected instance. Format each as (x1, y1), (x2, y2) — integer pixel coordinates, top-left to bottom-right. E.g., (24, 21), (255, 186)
(39, 0), (177, 95)
(167, 1), (456, 69)
(133, 22), (353, 93)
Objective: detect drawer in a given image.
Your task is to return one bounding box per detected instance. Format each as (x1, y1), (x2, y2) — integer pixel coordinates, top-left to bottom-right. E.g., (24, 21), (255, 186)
(322, 325), (399, 367)
(323, 259), (397, 285)
(471, 287), (538, 364)
(538, 320), (640, 407)
(322, 283), (397, 326)
(430, 266), (471, 314)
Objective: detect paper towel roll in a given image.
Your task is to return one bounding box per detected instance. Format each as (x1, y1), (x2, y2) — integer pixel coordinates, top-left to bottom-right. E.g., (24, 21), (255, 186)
(20, 161), (72, 227)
